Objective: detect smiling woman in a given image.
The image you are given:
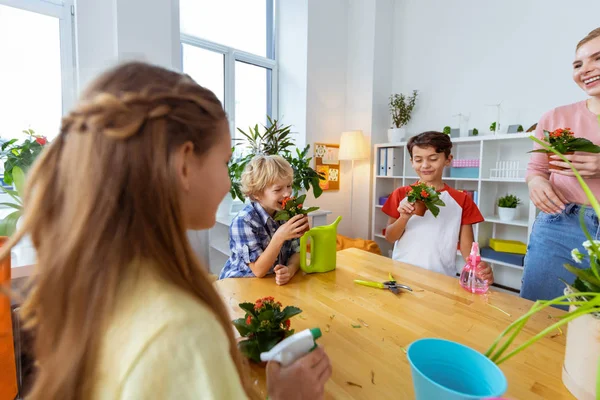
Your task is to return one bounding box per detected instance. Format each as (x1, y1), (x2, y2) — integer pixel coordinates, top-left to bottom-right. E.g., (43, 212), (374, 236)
(522, 27), (600, 306)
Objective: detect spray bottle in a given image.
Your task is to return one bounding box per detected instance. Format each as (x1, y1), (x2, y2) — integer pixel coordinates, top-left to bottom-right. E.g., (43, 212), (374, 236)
(459, 242), (489, 294)
(260, 328), (322, 366)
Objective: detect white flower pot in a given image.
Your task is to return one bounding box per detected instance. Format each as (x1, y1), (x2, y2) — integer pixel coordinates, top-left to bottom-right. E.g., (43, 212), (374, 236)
(497, 207), (516, 221)
(387, 127), (406, 143)
(562, 301), (600, 400)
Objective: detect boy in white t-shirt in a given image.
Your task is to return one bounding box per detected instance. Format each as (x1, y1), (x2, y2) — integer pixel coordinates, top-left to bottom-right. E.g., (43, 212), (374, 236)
(382, 131), (494, 281)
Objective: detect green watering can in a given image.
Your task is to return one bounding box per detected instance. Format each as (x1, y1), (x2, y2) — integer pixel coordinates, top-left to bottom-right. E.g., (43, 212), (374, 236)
(299, 216), (342, 273)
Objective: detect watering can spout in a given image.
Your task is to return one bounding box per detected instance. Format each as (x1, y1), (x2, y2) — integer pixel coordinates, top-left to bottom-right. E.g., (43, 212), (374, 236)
(332, 216), (342, 228)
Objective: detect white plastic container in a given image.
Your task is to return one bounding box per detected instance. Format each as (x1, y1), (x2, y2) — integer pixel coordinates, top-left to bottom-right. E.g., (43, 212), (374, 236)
(260, 328), (322, 366)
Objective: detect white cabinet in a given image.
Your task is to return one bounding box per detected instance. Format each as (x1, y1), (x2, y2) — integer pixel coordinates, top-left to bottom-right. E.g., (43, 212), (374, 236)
(371, 133), (536, 292)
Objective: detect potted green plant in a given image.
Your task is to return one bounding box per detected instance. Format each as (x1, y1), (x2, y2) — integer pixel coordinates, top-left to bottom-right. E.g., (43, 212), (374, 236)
(497, 194), (521, 221)
(274, 195), (319, 222)
(489, 122), (497, 133)
(485, 133), (600, 399)
(528, 127), (600, 171)
(442, 126), (451, 136)
(517, 125), (524, 133)
(469, 128), (479, 137)
(233, 296), (302, 364)
(227, 117), (325, 205)
(406, 182), (445, 217)
(0, 129), (49, 235)
(388, 90), (418, 142)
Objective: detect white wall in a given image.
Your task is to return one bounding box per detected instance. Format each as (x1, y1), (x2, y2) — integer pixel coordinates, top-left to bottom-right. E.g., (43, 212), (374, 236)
(393, 0), (600, 136)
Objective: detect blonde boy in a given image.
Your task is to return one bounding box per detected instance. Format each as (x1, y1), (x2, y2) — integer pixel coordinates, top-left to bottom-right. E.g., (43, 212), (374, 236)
(219, 155), (309, 285)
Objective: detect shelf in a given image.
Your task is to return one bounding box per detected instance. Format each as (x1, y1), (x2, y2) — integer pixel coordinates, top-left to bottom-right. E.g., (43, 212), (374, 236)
(376, 132), (532, 147)
(482, 216), (529, 227)
(375, 205), (383, 209)
(444, 177), (479, 181)
(376, 175), (403, 179)
(374, 234), (386, 239)
(481, 256), (523, 270)
(481, 178), (526, 183)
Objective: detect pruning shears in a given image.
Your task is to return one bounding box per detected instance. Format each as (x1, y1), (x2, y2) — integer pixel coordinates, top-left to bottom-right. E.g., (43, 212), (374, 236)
(354, 273), (412, 294)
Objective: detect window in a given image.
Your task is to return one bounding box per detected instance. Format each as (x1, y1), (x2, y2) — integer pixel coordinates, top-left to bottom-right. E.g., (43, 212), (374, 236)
(0, 0), (75, 140)
(180, 1), (276, 141)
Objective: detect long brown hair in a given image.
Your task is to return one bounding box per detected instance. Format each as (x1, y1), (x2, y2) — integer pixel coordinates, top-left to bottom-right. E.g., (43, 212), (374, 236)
(2, 62), (253, 399)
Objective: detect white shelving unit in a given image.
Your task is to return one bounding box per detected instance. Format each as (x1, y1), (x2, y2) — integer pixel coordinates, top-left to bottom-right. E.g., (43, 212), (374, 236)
(371, 133), (536, 291)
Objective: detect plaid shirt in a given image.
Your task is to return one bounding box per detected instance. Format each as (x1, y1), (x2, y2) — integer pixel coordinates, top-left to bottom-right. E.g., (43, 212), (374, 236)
(218, 202), (300, 279)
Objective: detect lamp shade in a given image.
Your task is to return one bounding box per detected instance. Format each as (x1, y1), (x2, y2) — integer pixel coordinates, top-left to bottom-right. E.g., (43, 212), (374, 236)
(339, 130), (368, 161)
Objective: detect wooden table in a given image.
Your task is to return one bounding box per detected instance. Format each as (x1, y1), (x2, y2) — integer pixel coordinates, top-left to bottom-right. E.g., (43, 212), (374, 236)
(216, 248), (574, 399)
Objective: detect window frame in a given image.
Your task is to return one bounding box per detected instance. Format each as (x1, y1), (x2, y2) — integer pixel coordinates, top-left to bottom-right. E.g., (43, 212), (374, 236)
(0, 0), (77, 116)
(179, 0), (278, 139)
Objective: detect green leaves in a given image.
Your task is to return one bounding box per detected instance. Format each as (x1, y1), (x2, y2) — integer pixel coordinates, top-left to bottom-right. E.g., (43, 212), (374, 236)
(528, 129), (600, 154)
(406, 182), (446, 217)
(497, 194), (521, 208)
(274, 194), (320, 221)
(389, 90), (418, 128)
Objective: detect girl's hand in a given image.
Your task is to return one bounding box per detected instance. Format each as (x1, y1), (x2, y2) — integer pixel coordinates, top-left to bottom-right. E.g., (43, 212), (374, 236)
(397, 198), (415, 218)
(274, 264), (294, 285)
(528, 175), (567, 214)
(477, 261), (494, 284)
(266, 346), (332, 400)
(549, 153), (600, 178)
(274, 215), (309, 243)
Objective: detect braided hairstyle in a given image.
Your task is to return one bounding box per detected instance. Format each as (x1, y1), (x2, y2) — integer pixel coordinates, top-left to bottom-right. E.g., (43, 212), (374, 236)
(2, 62), (255, 399)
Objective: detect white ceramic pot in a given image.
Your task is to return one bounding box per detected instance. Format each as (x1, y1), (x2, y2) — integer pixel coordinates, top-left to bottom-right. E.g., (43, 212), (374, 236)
(497, 207), (516, 221)
(387, 127), (406, 143)
(562, 299), (600, 399)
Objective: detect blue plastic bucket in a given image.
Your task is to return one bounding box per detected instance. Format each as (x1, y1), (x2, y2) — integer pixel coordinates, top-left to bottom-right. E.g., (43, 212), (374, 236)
(407, 338), (507, 400)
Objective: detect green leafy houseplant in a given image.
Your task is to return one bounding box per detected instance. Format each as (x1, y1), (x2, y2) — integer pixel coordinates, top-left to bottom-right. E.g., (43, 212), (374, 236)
(1, 129), (47, 185)
(486, 133), (600, 372)
(406, 182), (446, 217)
(274, 194), (319, 222)
(389, 90), (418, 129)
(228, 116), (325, 202)
(528, 127), (600, 154)
(517, 125), (524, 133)
(0, 166), (25, 236)
(443, 126), (451, 136)
(233, 296), (302, 363)
(472, 128), (479, 136)
(497, 194), (521, 209)
(489, 122), (497, 132)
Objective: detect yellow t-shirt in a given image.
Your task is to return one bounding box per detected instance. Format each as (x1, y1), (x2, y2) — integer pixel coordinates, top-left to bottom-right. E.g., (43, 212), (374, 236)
(91, 267), (247, 399)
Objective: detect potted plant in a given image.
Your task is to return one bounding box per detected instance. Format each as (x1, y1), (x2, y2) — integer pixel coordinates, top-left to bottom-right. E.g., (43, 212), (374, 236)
(406, 182), (445, 217)
(388, 90), (418, 142)
(529, 128), (600, 171)
(0, 130), (49, 235)
(228, 117), (325, 205)
(442, 126), (451, 136)
(497, 194), (520, 221)
(232, 296), (302, 364)
(517, 125), (524, 133)
(469, 128), (479, 137)
(485, 134), (600, 399)
(489, 121), (497, 133)
(275, 194), (319, 222)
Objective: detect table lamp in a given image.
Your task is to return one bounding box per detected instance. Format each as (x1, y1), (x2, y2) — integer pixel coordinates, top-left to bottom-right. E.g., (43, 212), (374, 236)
(339, 130), (368, 235)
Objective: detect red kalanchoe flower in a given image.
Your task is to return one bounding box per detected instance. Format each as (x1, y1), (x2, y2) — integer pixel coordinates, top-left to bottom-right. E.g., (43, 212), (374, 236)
(36, 137), (47, 146)
(297, 204), (303, 209)
(421, 190), (429, 198)
(284, 319), (291, 330)
(275, 301), (282, 308)
(246, 315), (252, 325)
(254, 300), (263, 311)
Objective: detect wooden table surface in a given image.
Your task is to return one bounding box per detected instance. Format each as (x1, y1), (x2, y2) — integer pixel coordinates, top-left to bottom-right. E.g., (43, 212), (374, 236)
(216, 248), (574, 399)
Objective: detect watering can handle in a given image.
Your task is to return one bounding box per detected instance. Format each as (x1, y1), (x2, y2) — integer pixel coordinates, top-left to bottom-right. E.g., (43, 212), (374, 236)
(299, 229), (313, 272)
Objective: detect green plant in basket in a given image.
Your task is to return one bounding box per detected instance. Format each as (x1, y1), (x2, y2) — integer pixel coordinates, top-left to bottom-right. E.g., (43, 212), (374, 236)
(406, 182), (445, 217)
(486, 132), (600, 376)
(274, 194), (319, 222)
(233, 296), (302, 363)
(497, 194), (521, 209)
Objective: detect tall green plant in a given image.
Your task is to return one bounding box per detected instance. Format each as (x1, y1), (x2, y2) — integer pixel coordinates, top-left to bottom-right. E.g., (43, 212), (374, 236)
(229, 116), (325, 202)
(1, 129), (47, 185)
(0, 166), (25, 236)
(389, 90), (418, 129)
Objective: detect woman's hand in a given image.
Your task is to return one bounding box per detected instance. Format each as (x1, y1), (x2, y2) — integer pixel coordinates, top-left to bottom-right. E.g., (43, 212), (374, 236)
(549, 153), (600, 178)
(528, 175), (567, 214)
(266, 346), (332, 400)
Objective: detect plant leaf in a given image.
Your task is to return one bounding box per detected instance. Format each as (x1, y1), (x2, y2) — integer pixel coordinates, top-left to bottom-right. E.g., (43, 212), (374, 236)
(12, 166), (25, 198)
(233, 318), (251, 336)
(304, 207), (319, 214)
(274, 211), (290, 221)
(238, 339), (261, 363)
(0, 210), (21, 236)
(563, 264), (600, 288)
(279, 306), (302, 321)
(0, 202), (22, 211)
(258, 310), (275, 321)
(239, 302), (257, 318)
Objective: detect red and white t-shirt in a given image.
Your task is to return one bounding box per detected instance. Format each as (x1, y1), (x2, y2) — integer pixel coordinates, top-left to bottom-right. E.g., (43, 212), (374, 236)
(382, 184), (484, 276)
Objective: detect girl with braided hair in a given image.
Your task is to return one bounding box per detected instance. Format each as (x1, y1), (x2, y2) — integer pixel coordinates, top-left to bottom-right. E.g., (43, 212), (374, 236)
(4, 62), (331, 399)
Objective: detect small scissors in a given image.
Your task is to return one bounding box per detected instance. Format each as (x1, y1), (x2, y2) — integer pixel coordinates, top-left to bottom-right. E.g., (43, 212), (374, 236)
(354, 273), (412, 294)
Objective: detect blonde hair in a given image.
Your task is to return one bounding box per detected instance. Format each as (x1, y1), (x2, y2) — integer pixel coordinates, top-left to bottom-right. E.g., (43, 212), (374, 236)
(3, 62), (255, 399)
(577, 27), (600, 50)
(241, 154), (293, 200)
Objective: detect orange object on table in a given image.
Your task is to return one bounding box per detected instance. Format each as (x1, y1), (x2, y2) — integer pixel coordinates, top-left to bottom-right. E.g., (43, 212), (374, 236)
(0, 236), (17, 400)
